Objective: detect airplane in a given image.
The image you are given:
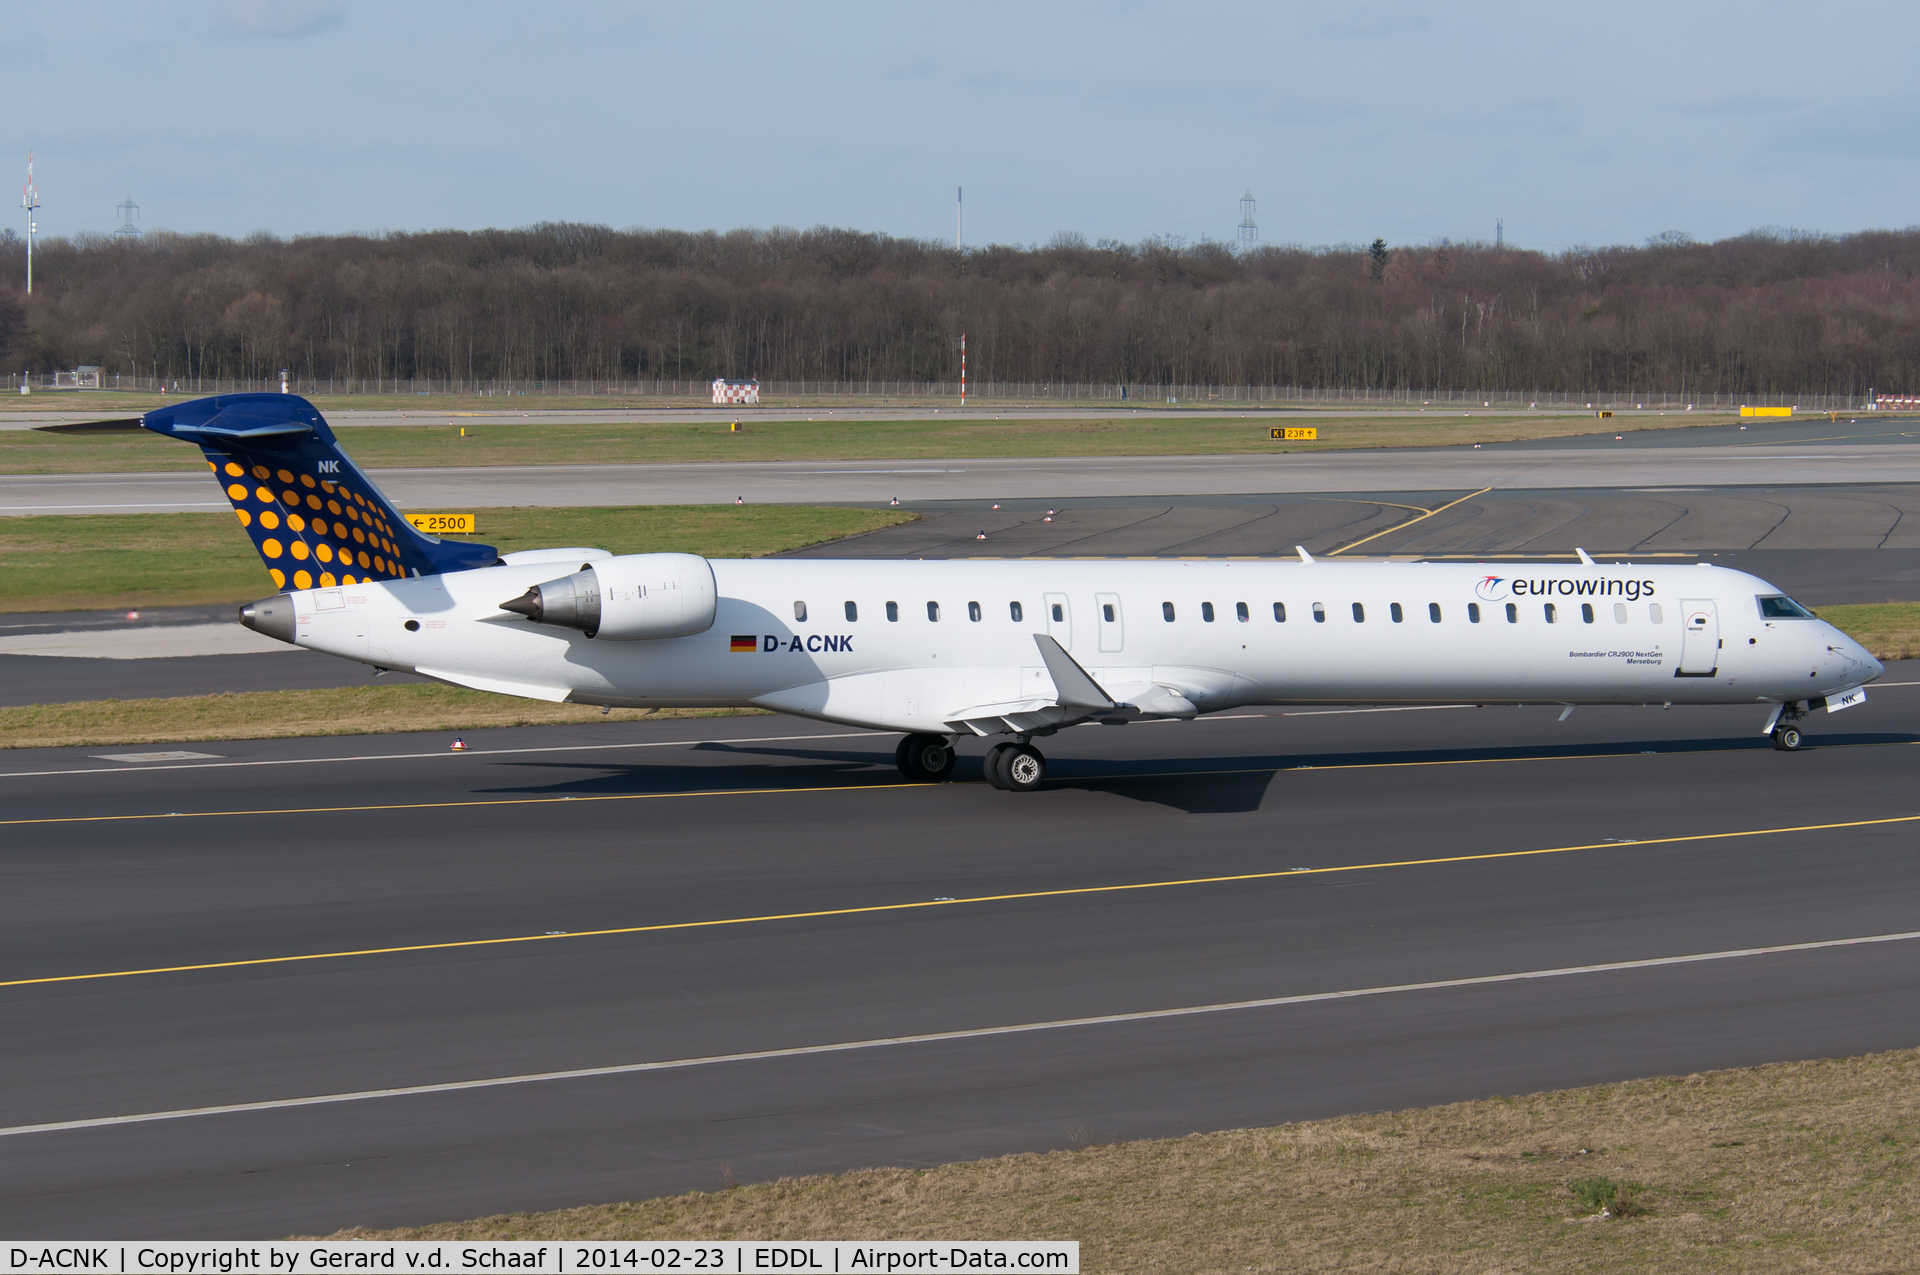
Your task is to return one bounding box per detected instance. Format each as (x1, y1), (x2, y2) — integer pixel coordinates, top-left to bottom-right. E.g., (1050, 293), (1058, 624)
(132, 392), (1881, 789)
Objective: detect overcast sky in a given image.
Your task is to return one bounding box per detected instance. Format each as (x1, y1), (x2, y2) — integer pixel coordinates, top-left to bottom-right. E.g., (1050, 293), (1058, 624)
(10, 1), (1918, 253)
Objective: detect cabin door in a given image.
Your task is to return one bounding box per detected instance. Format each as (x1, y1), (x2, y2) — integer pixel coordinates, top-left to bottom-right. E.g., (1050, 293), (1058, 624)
(1677, 599), (1719, 675)
(1043, 592), (1072, 650)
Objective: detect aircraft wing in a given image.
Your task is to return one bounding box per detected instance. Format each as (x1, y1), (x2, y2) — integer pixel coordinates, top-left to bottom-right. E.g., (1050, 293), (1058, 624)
(941, 635), (1201, 734)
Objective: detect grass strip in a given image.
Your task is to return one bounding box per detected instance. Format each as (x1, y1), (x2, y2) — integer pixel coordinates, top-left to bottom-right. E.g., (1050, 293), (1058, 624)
(328, 1046), (1920, 1271)
(0, 683), (767, 750)
(1816, 602), (1920, 661)
(0, 413), (1738, 474)
(0, 505), (913, 613)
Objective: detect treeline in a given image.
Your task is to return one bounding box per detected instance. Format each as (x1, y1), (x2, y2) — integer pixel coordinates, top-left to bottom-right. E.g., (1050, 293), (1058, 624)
(4, 222), (1920, 395)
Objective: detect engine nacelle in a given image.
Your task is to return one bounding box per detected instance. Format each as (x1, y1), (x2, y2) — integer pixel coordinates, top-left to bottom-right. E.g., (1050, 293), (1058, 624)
(499, 552), (716, 640)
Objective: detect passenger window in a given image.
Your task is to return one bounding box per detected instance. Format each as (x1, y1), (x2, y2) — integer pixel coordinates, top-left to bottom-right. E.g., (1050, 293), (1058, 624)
(1614, 602), (1628, 623)
(1010, 601), (1023, 622)
(1202, 602), (1215, 622)
(1505, 602), (1518, 623)
(1236, 602), (1249, 622)
(1051, 603), (1064, 622)
(1468, 602), (1481, 624)
(1352, 602), (1365, 623)
(1581, 603), (1595, 624)
(1163, 602), (1176, 622)
(1544, 603), (1558, 624)
(968, 601), (982, 622)
(1650, 603), (1664, 624)
(1428, 603), (1441, 623)
(1102, 603), (1115, 622)
(1313, 602), (1326, 623)
(845, 601), (858, 622)
(927, 601), (941, 621)
(886, 601), (899, 622)
(1390, 603), (1403, 623)
(1273, 602), (1286, 622)
(793, 601), (808, 622)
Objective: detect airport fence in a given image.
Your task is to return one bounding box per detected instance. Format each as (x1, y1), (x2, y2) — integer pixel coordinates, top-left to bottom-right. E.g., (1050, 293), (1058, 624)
(2, 372), (1886, 411)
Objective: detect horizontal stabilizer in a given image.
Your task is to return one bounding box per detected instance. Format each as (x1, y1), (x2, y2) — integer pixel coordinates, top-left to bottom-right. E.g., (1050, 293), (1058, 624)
(33, 418), (145, 435)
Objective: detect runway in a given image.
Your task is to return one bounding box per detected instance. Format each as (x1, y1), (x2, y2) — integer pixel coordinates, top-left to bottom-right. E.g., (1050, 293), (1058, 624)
(3, 682), (1920, 1236)
(14, 444), (1920, 515)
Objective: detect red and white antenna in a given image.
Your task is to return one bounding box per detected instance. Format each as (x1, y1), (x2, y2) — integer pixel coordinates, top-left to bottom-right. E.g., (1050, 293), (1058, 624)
(960, 332), (967, 406)
(21, 152), (40, 294)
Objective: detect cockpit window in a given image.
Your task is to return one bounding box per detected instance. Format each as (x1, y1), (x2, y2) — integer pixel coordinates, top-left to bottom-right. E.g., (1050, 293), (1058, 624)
(1758, 595), (1815, 619)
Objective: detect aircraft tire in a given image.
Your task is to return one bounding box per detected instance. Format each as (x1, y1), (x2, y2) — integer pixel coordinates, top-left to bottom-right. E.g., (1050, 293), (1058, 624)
(1772, 724), (1803, 752)
(1003, 744), (1047, 792)
(898, 733), (956, 781)
(982, 742), (1016, 790)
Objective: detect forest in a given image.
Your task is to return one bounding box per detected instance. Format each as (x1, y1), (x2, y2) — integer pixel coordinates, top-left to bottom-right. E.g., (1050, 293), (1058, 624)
(3, 221), (1919, 397)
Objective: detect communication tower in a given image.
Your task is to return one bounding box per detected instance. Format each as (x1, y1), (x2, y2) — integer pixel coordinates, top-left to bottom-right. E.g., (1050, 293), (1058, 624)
(956, 186), (963, 250)
(1496, 218), (1504, 248)
(115, 196), (141, 239)
(21, 153), (40, 294)
(1238, 189), (1257, 252)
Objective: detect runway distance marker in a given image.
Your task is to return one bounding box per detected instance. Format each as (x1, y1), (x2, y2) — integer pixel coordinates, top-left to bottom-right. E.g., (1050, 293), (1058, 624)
(8, 926), (1920, 1138)
(5, 809), (1918, 990)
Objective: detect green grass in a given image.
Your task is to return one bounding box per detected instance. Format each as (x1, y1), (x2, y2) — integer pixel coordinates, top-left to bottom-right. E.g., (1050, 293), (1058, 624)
(0, 413), (1740, 474)
(0, 505), (913, 612)
(0, 684), (767, 750)
(1816, 602), (1920, 661)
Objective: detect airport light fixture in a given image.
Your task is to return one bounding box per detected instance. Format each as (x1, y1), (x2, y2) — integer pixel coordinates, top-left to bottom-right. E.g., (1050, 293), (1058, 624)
(21, 152), (39, 294)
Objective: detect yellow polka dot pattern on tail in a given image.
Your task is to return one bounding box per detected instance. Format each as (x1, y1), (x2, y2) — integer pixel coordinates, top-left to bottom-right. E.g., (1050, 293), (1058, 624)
(260, 510), (279, 529)
(294, 570), (313, 589)
(227, 483), (248, 501)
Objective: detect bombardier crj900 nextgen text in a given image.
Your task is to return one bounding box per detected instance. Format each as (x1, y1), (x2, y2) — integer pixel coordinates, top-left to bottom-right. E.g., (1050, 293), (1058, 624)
(142, 394), (1881, 789)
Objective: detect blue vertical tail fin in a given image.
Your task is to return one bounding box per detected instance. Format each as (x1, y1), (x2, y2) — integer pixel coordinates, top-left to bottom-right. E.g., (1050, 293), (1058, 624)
(142, 393), (499, 591)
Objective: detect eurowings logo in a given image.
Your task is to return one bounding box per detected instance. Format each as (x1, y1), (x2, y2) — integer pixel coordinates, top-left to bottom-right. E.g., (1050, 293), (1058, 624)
(1475, 575), (1509, 601)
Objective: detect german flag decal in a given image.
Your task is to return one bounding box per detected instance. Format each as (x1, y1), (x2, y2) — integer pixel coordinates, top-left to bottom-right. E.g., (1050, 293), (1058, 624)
(730, 635), (758, 653)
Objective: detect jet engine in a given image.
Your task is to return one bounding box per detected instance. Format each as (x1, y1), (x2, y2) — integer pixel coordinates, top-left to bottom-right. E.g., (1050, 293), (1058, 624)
(499, 553), (716, 639)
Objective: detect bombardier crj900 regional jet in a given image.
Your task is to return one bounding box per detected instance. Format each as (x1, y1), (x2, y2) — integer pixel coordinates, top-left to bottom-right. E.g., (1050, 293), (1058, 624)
(136, 394), (1881, 789)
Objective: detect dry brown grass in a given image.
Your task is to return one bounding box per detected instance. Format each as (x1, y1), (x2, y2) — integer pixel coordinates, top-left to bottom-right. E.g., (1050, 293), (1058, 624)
(0, 683), (765, 750)
(323, 1048), (1920, 1271)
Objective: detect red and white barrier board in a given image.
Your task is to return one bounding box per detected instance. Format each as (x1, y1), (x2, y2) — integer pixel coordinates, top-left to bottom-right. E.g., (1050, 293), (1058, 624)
(712, 378), (760, 405)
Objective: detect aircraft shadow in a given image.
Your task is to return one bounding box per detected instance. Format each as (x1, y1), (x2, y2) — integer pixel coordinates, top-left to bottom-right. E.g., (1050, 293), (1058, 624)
(466, 729), (1919, 814)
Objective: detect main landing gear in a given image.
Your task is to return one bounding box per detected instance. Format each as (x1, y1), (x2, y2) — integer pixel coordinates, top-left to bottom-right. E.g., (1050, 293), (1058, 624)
(895, 733), (956, 782)
(894, 733), (1049, 790)
(982, 740), (1048, 792)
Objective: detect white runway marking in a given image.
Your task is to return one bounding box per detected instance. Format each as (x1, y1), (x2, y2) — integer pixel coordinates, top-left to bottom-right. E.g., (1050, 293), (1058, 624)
(8, 928), (1917, 1138)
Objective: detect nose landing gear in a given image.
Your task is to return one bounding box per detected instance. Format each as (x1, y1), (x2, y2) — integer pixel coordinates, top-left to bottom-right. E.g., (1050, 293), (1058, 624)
(1772, 722), (1804, 752)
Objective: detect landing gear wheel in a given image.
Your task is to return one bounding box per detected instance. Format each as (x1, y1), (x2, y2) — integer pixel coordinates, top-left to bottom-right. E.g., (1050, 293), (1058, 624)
(1003, 744), (1047, 792)
(982, 742), (1016, 790)
(896, 733), (956, 781)
(1772, 724), (1804, 752)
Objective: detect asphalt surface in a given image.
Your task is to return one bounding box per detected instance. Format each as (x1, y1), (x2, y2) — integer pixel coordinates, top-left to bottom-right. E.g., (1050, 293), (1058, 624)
(15, 440), (1920, 515)
(4, 679), (1919, 1236)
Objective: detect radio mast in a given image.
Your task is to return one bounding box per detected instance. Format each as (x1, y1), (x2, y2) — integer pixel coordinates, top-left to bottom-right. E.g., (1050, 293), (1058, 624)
(21, 153), (40, 294)
(956, 186), (963, 250)
(1238, 189), (1257, 252)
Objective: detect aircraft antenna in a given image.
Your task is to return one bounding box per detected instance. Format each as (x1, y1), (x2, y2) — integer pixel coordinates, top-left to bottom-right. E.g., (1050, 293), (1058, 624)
(1238, 189), (1257, 252)
(21, 153), (39, 294)
(115, 196), (141, 240)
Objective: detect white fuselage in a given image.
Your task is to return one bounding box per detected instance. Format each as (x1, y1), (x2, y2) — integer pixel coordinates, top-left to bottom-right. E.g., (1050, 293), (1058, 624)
(287, 558), (1881, 734)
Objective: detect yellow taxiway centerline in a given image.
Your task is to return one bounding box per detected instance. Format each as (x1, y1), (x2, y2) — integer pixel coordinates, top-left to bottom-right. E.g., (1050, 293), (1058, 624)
(1329, 486), (1493, 555)
(5, 810), (1916, 990)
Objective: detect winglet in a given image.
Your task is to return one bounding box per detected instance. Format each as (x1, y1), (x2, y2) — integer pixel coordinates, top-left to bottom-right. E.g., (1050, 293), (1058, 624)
(1296, 545), (1315, 564)
(1033, 635), (1116, 710)
(1575, 548), (1596, 566)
